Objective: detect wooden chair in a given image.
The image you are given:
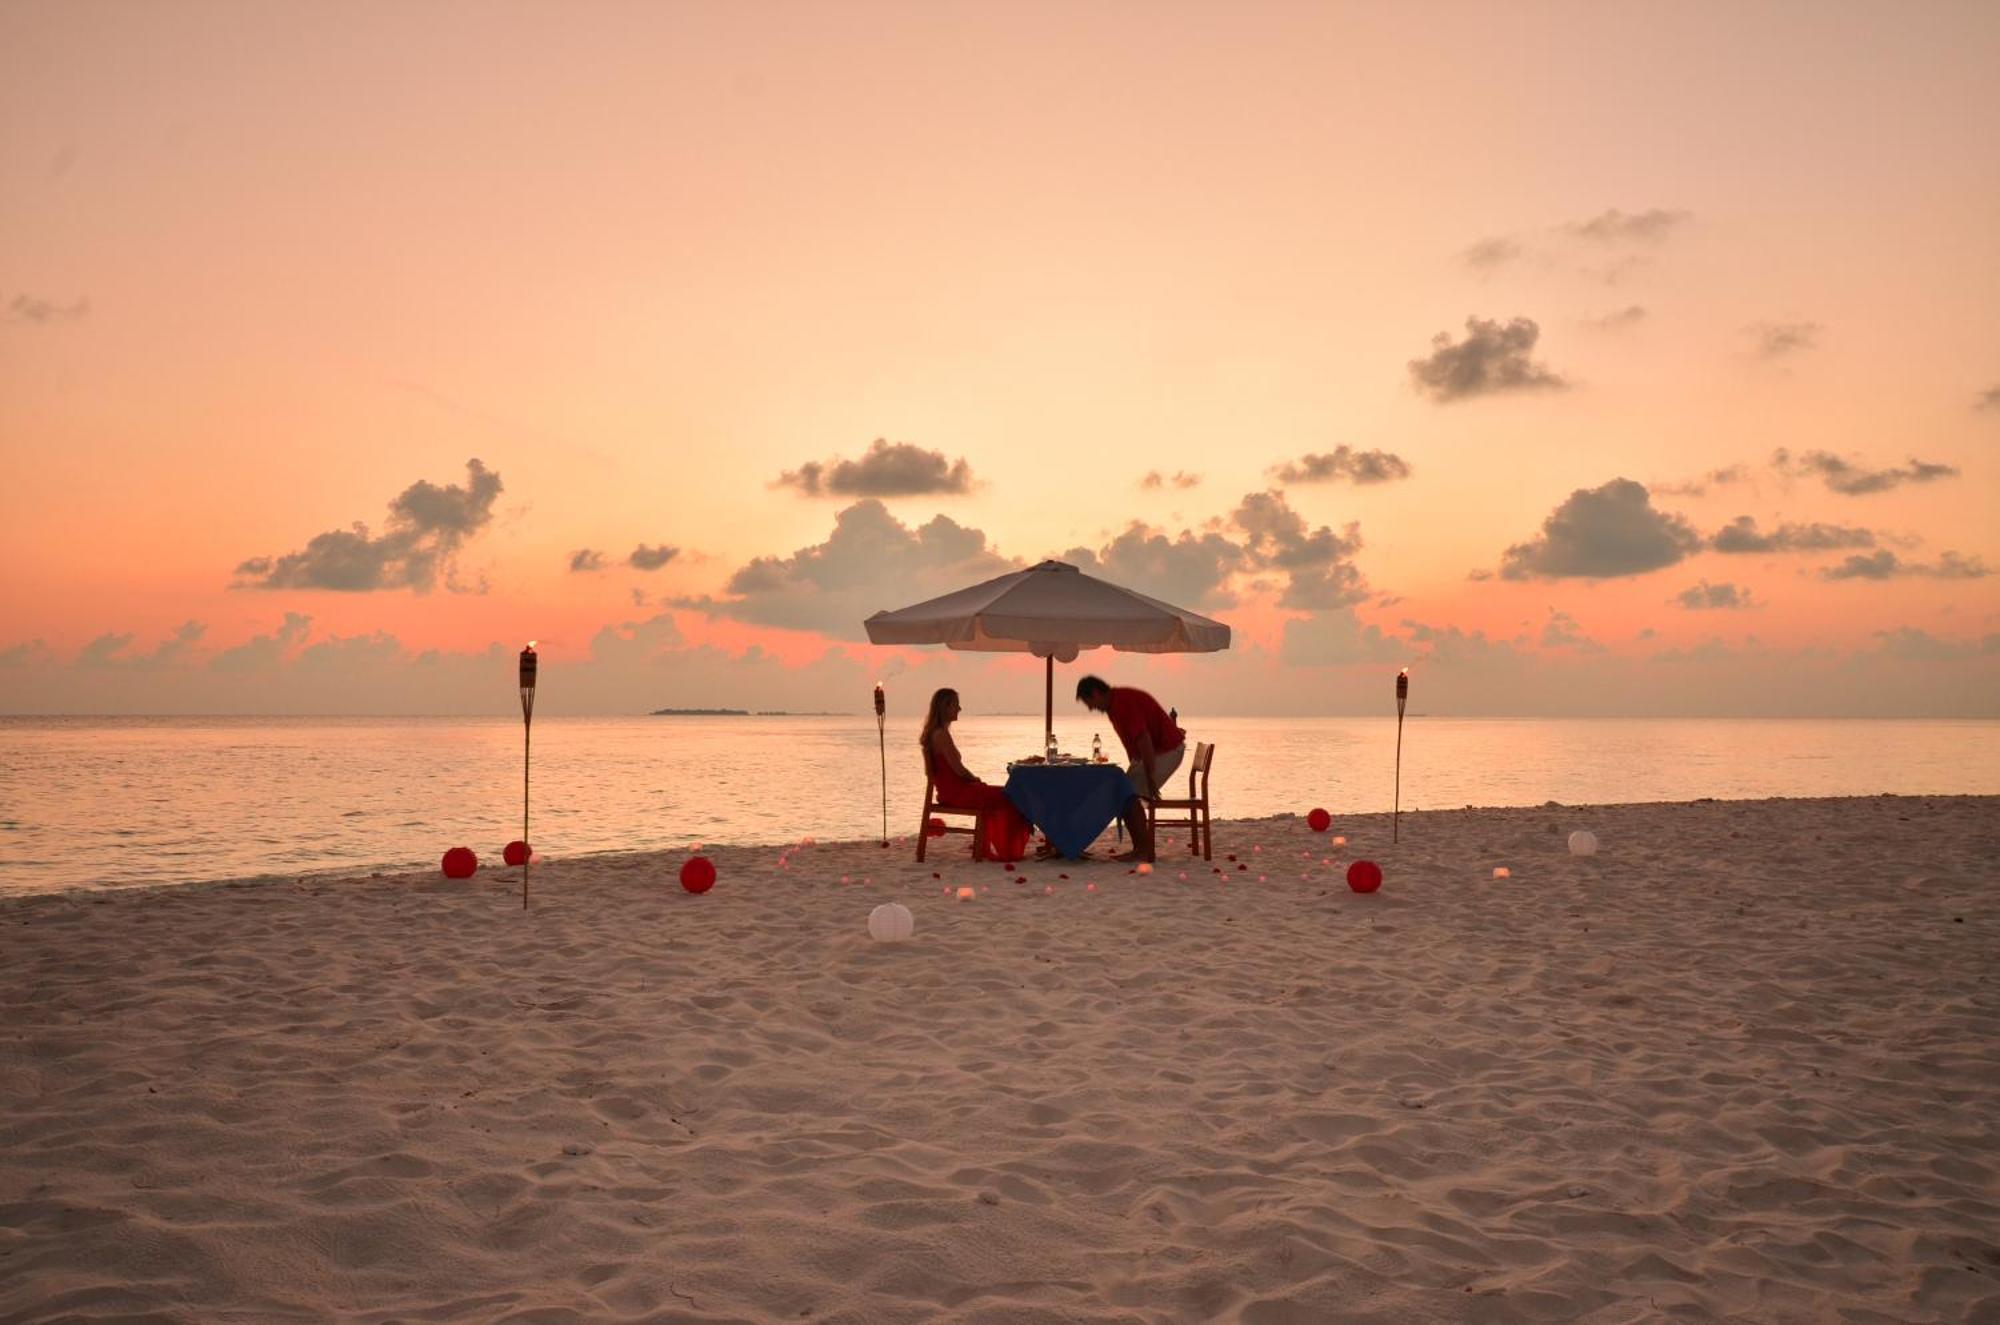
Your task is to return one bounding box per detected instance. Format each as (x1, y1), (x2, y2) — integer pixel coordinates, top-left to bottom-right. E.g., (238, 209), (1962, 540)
(916, 755), (987, 863)
(1146, 741), (1214, 860)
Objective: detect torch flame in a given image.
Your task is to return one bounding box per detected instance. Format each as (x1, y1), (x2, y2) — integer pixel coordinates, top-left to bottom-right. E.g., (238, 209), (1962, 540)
(527, 640), (537, 650)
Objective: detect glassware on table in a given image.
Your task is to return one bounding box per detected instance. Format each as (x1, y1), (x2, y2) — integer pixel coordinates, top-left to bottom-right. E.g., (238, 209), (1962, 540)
(1045, 730), (1058, 761)
(1092, 733), (1103, 763)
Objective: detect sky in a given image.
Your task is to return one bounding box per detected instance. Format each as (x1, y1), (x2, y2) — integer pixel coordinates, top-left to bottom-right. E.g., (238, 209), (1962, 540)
(2, 0), (1996, 716)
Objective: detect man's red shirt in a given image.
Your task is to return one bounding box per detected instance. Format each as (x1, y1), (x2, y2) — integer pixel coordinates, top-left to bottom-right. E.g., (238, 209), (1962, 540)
(1106, 687), (1184, 763)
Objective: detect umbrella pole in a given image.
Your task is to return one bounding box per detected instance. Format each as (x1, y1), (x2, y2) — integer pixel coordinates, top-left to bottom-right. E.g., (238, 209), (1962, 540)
(1044, 655), (1053, 751)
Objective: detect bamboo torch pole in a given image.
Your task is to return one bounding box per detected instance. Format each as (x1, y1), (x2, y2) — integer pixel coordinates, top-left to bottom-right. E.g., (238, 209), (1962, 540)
(519, 642), (537, 910)
(1393, 668), (1408, 843)
(874, 683), (888, 847)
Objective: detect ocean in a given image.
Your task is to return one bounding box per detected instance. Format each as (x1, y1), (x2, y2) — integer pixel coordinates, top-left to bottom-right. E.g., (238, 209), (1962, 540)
(1, 714), (1994, 894)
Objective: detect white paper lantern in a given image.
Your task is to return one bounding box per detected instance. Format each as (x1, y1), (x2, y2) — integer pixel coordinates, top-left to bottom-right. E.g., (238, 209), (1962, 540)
(868, 902), (914, 942)
(1568, 830), (1599, 856)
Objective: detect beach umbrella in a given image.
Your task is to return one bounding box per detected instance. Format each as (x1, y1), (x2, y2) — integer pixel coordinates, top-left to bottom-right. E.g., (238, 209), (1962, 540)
(863, 559), (1231, 745)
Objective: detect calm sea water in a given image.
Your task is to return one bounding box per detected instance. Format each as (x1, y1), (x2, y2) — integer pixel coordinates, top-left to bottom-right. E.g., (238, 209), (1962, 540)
(1, 715), (1994, 894)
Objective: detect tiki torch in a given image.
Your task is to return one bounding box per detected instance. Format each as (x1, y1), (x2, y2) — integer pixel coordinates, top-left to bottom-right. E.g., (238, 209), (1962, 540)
(1393, 668), (1408, 843)
(519, 642), (537, 910)
(874, 682), (888, 847)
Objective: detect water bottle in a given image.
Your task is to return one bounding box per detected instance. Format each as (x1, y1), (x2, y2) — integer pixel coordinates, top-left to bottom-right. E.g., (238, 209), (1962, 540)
(1045, 730), (1058, 761)
(1092, 733), (1103, 763)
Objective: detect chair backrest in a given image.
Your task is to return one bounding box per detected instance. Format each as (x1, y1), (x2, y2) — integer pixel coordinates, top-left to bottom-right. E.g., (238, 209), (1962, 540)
(1190, 741), (1214, 799)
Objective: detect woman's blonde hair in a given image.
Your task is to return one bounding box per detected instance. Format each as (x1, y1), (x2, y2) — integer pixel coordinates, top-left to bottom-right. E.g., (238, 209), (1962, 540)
(918, 687), (959, 766)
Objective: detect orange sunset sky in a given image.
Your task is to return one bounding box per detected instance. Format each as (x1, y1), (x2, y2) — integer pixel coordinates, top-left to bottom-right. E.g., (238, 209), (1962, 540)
(2, 1), (1995, 716)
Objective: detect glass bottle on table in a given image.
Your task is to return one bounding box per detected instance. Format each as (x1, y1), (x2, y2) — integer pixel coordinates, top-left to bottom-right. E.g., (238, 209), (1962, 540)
(1092, 733), (1103, 763)
(1046, 729), (1058, 761)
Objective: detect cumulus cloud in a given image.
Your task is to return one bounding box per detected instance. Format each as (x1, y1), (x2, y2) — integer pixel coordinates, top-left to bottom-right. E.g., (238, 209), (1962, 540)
(1771, 448), (1958, 496)
(1586, 305), (1649, 331)
(1567, 208), (1692, 243)
(1280, 610), (1405, 667)
(71, 621), (206, 669)
(211, 612), (314, 673)
(775, 439), (975, 498)
(681, 499), (1014, 637)
(1268, 446), (1413, 486)
(1675, 581), (1757, 610)
(0, 639), (55, 668)
(234, 459), (502, 592)
(1232, 491), (1368, 609)
(1873, 627), (1999, 661)
(1497, 479), (1700, 580)
(1061, 524), (1243, 611)
(1709, 516), (1877, 554)
(8, 293), (90, 324)
(1139, 470), (1202, 490)
(1461, 237), (1523, 271)
(569, 549), (608, 573)
(1408, 317), (1568, 402)
(628, 544), (679, 571)
(1540, 609), (1605, 652)
(1749, 321), (1821, 359)
(1819, 550), (1991, 581)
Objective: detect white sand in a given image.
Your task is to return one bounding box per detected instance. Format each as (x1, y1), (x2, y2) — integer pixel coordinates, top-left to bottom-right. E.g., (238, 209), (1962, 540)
(3, 795), (1997, 1324)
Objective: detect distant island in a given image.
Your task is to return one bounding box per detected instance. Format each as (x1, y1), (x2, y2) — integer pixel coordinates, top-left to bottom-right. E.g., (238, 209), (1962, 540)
(649, 708), (847, 717)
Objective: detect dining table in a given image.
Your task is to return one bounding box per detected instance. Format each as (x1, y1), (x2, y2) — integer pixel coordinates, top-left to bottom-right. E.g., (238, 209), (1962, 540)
(1003, 758), (1139, 859)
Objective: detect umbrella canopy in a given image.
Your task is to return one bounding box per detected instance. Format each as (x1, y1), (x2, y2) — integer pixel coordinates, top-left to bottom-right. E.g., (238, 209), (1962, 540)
(864, 560), (1230, 741)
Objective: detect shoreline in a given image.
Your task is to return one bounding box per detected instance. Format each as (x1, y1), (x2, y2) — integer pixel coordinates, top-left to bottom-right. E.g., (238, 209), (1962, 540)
(5, 791), (1995, 902)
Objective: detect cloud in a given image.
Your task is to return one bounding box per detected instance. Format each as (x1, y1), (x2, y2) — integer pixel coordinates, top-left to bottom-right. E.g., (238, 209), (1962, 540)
(1653, 464), (1750, 498)
(1461, 237), (1523, 271)
(0, 639), (55, 668)
(1280, 610), (1405, 667)
(1873, 628), (1999, 661)
(7, 293), (89, 324)
(1675, 581), (1756, 610)
(569, 549), (607, 573)
(1819, 550), (1991, 581)
(1061, 525), (1243, 611)
(211, 612), (314, 673)
(1586, 305), (1649, 331)
(1268, 447), (1413, 486)
(1709, 516), (1876, 554)
(1567, 208), (1692, 243)
(1497, 479), (1700, 580)
(775, 439), (975, 498)
(234, 459), (502, 592)
(1232, 491), (1368, 609)
(628, 544), (679, 571)
(1771, 448), (1959, 496)
(682, 499), (1014, 637)
(1139, 470), (1202, 490)
(1749, 321), (1821, 359)
(70, 621), (206, 670)
(1977, 386), (2000, 412)
(1540, 609), (1605, 652)
(1408, 317), (1568, 402)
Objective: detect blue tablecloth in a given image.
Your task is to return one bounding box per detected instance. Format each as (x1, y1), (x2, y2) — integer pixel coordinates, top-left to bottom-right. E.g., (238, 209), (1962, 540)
(1003, 763), (1138, 859)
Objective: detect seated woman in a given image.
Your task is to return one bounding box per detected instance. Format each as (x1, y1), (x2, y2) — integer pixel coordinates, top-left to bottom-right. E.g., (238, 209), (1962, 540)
(921, 687), (1032, 861)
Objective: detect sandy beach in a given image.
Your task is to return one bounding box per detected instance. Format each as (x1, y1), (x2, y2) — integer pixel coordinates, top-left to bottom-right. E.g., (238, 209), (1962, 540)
(3, 794), (1996, 1324)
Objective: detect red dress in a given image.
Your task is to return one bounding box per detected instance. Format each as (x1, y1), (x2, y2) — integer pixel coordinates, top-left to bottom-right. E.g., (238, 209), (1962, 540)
(928, 741), (1032, 862)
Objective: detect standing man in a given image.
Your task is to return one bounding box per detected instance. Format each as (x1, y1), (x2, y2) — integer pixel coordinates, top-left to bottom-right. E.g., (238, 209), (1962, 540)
(1075, 674), (1186, 863)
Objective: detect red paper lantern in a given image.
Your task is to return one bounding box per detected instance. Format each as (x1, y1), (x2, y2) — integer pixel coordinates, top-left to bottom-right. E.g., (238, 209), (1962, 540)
(679, 856), (717, 894)
(1346, 860), (1383, 893)
(503, 839), (531, 867)
(1307, 807), (1332, 833)
(441, 847), (477, 879)
(925, 817), (947, 837)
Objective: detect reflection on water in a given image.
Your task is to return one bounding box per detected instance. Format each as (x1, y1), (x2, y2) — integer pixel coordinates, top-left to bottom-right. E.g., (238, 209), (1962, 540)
(0, 714), (1993, 893)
